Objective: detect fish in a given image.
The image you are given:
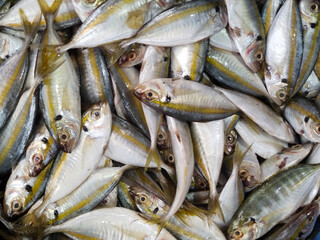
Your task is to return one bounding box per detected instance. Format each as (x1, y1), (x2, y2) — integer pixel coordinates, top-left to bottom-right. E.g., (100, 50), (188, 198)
(264, 198), (320, 240)
(264, 0), (303, 105)
(217, 86), (296, 143)
(235, 118), (288, 159)
(133, 78), (239, 122)
(0, 0), (80, 31)
(0, 9), (40, 129)
(25, 122), (59, 177)
(225, 0), (265, 72)
(3, 158), (52, 218)
(138, 46), (170, 170)
(261, 143), (314, 181)
(121, 0), (228, 48)
(58, 0), (153, 52)
(103, 114), (175, 178)
(26, 101), (112, 219)
(284, 97), (320, 142)
(37, 0), (81, 153)
(290, 0), (320, 98)
(190, 120), (224, 218)
(43, 207), (177, 239)
(206, 46), (269, 98)
(227, 164), (320, 240)
(76, 47), (114, 111)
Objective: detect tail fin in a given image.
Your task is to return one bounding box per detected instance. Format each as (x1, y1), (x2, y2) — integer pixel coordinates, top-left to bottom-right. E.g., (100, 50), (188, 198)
(145, 115), (163, 171)
(33, 51), (64, 90)
(37, 0), (62, 24)
(145, 147), (161, 171)
(19, 9), (41, 44)
(207, 189), (225, 223)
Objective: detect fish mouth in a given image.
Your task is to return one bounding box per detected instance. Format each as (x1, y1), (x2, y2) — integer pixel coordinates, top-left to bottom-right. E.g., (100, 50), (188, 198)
(59, 137), (77, 153)
(117, 55), (128, 66)
(132, 87), (145, 101)
(29, 162), (45, 177)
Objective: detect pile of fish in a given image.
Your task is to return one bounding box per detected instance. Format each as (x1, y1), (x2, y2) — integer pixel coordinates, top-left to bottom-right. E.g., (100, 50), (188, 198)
(0, 0), (320, 239)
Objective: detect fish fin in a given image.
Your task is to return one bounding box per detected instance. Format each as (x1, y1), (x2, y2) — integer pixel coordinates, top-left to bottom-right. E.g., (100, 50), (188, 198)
(207, 194), (225, 223)
(101, 43), (127, 67)
(37, 0), (62, 22)
(233, 144), (251, 168)
(19, 9), (41, 44)
(145, 147), (161, 172)
(243, 116), (260, 135)
(161, 164), (176, 182)
(34, 52), (65, 87)
(174, 203), (207, 227)
(145, 114), (163, 171)
(151, 217), (167, 240)
(120, 38), (136, 49)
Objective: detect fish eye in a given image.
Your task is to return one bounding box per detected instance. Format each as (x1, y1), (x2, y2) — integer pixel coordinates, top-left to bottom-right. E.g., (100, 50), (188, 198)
(254, 51), (263, 61)
(32, 153), (43, 165)
(198, 180), (207, 189)
(167, 154), (175, 163)
(233, 229), (243, 238)
(158, 133), (164, 139)
(307, 215), (314, 223)
(91, 109), (101, 120)
(239, 169), (249, 178)
(314, 123), (320, 134)
(128, 51), (137, 61)
(145, 90), (157, 100)
(226, 133), (235, 144)
(309, 2), (319, 12)
(12, 200), (22, 212)
(59, 131), (70, 143)
(139, 194), (148, 203)
(276, 90), (287, 101)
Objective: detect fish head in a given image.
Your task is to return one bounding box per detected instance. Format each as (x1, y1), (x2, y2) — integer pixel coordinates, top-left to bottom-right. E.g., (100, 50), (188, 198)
(305, 120), (320, 142)
(157, 128), (171, 150)
(298, 202), (320, 237)
(267, 84), (288, 106)
(243, 39), (264, 73)
(133, 78), (174, 105)
(225, 130), (237, 155)
(299, 0), (320, 25)
(211, 3), (228, 31)
(118, 44), (146, 67)
(26, 140), (47, 177)
(227, 217), (258, 240)
(52, 110), (81, 153)
(4, 187), (26, 218)
(40, 204), (57, 225)
(72, 0), (107, 22)
(239, 163), (261, 191)
(82, 101), (112, 139)
(129, 186), (154, 210)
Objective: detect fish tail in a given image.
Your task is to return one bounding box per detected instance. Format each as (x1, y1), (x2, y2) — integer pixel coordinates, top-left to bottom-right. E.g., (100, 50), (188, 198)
(207, 192), (225, 223)
(34, 52), (65, 89)
(145, 146), (161, 172)
(233, 144), (251, 169)
(37, 0), (62, 24)
(162, 164), (176, 182)
(19, 9), (41, 44)
(150, 217), (167, 239)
